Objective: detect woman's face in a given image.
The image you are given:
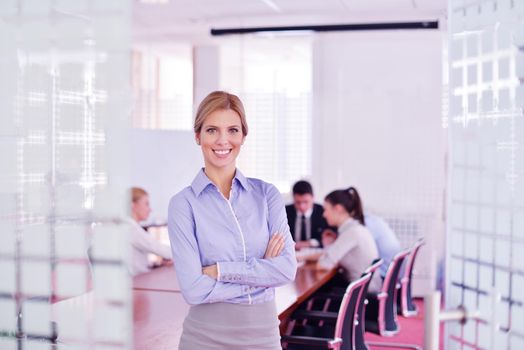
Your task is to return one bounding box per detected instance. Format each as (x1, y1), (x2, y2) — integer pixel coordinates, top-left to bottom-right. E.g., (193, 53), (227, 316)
(132, 195), (151, 222)
(196, 109), (245, 173)
(322, 201), (338, 227)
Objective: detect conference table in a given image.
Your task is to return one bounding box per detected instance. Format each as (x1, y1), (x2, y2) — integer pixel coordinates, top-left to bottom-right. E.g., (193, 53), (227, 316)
(133, 262), (336, 348)
(53, 262), (337, 349)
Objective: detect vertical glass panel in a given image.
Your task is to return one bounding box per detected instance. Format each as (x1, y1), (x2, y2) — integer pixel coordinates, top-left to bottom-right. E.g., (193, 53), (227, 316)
(53, 293), (90, 341)
(494, 326), (509, 348)
(467, 34), (479, 57)
(467, 64), (478, 85)
(93, 304), (127, 343)
(0, 298), (16, 332)
(495, 270), (510, 299)
(450, 226), (464, 255)
(451, 169), (465, 201)
(496, 210), (511, 236)
(93, 265), (129, 302)
(512, 243), (524, 268)
(0, 260), (16, 294)
(91, 225), (128, 261)
(465, 205), (478, 231)
(23, 300), (51, 335)
(511, 298), (524, 332)
(498, 58), (510, 80)
(513, 211), (524, 239)
(479, 207), (493, 233)
(0, 221), (16, 256)
(447, 2), (523, 348)
(510, 336), (524, 350)
(478, 322), (492, 348)
(464, 260), (478, 287)
(22, 340), (54, 350)
(0, 338), (16, 350)
(464, 233), (479, 259)
(21, 262), (51, 296)
(55, 264), (88, 297)
(463, 299), (476, 343)
(450, 256), (464, 283)
(0, 2), (132, 348)
(495, 240), (510, 266)
(21, 225), (51, 258)
(465, 172), (480, 202)
(478, 264), (493, 291)
(55, 225), (87, 259)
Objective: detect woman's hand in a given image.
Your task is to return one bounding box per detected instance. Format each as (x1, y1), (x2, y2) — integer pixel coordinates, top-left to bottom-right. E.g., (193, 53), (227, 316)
(264, 233), (285, 259)
(321, 229), (337, 247)
(202, 264), (218, 280)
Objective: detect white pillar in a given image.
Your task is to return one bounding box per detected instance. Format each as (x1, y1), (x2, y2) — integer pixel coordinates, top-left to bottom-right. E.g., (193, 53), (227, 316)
(193, 45), (219, 107)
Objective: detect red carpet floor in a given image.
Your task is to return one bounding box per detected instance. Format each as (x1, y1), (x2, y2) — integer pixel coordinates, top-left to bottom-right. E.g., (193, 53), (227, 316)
(364, 299), (443, 350)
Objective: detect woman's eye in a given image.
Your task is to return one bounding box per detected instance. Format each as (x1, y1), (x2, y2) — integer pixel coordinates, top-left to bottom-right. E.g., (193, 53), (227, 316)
(229, 128), (239, 133)
(206, 128), (216, 134)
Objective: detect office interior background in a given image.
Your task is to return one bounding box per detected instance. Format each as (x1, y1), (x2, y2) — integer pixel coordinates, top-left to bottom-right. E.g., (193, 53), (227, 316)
(0, 0), (523, 349)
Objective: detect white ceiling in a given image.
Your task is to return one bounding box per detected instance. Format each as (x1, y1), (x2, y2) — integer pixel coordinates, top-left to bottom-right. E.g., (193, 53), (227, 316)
(133, 0), (447, 43)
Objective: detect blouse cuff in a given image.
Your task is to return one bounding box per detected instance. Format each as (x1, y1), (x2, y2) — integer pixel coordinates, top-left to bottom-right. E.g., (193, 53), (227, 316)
(216, 262), (222, 281)
(217, 261), (244, 283)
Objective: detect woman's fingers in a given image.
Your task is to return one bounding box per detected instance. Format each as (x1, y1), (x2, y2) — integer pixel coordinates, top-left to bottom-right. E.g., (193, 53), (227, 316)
(266, 234), (280, 258)
(274, 236), (285, 256)
(202, 264), (218, 279)
(263, 235), (275, 258)
(268, 233), (285, 258)
(264, 233), (285, 258)
(273, 234), (285, 257)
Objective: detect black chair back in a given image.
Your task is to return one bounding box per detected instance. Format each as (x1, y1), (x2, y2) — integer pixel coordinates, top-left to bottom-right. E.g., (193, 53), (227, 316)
(399, 238), (425, 316)
(382, 250), (410, 331)
(355, 259), (383, 350)
(338, 273), (371, 350)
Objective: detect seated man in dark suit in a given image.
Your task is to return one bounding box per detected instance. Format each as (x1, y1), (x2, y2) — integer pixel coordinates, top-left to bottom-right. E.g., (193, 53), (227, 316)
(286, 180), (332, 250)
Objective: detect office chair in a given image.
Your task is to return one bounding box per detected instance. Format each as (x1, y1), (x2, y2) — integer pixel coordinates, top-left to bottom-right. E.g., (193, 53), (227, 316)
(364, 250), (420, 350)
(354, 259), (383, 350)
(282, 273), (371, 350)
(398, 238), (425, 317)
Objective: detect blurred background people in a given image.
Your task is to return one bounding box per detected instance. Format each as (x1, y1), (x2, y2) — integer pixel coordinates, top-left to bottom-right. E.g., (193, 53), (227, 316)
(304, 187), (382, 292)
(129, 187), (172, 276)
(286, 180), (332, 250)
(365, 212), (401, 278)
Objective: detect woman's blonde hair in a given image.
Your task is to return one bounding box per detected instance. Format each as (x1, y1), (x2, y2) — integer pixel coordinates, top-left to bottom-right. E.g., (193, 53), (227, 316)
(194, 91), (248, 136)
(131, 187), (148, 203)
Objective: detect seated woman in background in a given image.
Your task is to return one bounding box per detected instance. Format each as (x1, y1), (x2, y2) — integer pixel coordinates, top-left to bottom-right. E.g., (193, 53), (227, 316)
(128, 187), (172, 276)
(304, 187), (382, 292)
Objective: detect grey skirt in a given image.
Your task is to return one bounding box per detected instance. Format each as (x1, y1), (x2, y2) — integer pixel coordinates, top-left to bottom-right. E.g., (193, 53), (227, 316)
(179, 299), (281, 350)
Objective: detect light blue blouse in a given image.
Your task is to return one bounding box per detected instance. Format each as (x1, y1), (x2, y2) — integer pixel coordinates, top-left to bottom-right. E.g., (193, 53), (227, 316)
(168, 168), (297, 305)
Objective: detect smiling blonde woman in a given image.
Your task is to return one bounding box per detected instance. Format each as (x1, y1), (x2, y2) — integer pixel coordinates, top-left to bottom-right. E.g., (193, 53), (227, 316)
(167, 91), (297, 350)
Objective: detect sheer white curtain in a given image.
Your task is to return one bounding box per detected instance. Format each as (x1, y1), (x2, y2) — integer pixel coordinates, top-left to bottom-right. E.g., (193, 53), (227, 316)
(132, 44), (193, 130)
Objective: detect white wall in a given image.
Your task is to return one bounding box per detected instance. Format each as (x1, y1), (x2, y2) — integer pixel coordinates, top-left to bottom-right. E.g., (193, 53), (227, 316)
(129, 129), (202, 223)
(312, 30), (446, 295)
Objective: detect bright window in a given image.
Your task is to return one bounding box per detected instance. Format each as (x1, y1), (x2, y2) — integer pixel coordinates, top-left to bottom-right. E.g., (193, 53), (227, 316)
(131, 44), (193, 130)
(219, 35), (313, 192)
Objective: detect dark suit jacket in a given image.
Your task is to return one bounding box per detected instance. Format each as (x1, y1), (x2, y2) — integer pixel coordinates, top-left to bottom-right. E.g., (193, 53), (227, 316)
(285, 203), (330, 245)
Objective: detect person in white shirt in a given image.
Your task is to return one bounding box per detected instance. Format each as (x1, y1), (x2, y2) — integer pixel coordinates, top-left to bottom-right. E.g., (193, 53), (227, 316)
(303, 187), (382, 293)
(129, 187), (172, 276)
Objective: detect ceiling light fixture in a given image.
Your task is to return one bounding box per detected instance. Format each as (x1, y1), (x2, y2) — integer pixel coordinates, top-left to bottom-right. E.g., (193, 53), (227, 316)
(211, 21), (439, 36)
